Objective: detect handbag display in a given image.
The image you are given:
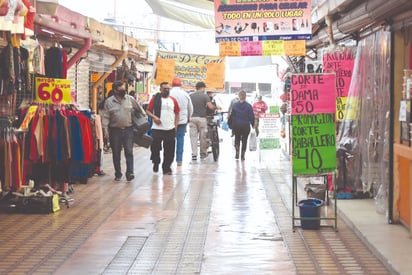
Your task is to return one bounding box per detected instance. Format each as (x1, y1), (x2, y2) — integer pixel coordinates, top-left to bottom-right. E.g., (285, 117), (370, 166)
(15, 194), (60, 214)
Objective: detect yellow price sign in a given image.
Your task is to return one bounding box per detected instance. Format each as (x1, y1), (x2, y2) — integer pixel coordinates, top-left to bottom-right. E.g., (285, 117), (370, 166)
(35, 78), (72, 104)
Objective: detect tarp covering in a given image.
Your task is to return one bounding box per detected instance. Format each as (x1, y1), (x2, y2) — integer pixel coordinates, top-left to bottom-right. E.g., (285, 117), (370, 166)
(144, 0), (215, 29)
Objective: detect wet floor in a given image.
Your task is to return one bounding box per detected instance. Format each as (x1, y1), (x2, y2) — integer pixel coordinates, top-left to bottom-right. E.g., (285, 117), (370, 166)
(0, 129), (392, 274)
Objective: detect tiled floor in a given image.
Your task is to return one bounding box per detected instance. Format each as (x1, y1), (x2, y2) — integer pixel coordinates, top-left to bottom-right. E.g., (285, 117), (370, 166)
(0, 129), (407, 274)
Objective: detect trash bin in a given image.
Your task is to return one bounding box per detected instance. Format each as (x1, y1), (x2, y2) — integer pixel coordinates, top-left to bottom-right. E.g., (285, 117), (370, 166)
(298, 198), (324, 230)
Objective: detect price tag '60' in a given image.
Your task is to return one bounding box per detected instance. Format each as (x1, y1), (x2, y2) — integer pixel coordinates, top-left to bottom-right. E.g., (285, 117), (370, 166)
(35, 77), (71, 104)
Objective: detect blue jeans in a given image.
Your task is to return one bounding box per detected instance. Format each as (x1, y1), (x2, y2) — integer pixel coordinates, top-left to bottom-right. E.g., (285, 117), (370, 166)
(109, 127), (134, 178)
(175, 124), (187, 163)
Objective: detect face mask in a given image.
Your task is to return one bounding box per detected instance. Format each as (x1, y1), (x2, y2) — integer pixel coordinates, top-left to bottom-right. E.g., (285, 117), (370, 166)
(116, 89), (126, 97)
(162, 89), (170, 97)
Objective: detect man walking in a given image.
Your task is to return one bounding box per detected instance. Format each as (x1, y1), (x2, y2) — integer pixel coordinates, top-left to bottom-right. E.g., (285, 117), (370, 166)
(170, 77), (193, 166)
(102, 81), (141, 181)
(146, 82), (180, 175)
(252, 95), (268, 136)
(189, 81), (216, 160)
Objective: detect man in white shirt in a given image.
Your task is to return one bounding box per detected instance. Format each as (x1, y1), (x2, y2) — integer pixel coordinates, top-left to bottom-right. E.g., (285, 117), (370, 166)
(170, 77), (193, 166)
(146, 82), (180, 175)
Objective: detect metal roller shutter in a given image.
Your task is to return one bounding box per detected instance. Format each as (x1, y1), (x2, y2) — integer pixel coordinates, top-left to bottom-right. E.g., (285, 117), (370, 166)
(67, 57), (90, 110)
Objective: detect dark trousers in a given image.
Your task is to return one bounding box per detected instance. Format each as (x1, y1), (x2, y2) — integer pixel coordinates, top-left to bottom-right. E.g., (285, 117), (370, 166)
(150, 129), (176, 173)
(234, 124), (251, 152)
(109, 127), (134, 178)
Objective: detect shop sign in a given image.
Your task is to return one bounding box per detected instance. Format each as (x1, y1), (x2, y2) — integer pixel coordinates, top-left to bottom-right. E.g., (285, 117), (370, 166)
(35, 78), (72, 105)
(156, 51), (225, 91)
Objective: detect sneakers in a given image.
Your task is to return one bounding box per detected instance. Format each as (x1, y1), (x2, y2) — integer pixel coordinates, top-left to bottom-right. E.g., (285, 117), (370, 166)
(126, 173), (135, 181)
(114, 176), (121, 181)
(177, 162), (182, 166)
(153, 163), (159, 172)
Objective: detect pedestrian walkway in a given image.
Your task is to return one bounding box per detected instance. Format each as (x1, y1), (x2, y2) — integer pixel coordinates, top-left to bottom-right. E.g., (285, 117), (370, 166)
(0, 129), (406, 274)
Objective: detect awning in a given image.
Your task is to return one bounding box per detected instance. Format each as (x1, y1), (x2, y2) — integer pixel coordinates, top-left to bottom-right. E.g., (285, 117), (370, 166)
(144, 0), (215, 29)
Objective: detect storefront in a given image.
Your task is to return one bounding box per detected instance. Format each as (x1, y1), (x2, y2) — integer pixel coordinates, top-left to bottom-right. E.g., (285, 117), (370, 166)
(0, 1), (149, 211)
(393, 22), (412, 233)
(300, 1), (412, 232)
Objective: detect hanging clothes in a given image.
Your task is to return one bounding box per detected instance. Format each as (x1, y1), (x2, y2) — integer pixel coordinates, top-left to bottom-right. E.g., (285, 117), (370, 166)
(19, 104), (96, 185)
(45, 47), (63, 78)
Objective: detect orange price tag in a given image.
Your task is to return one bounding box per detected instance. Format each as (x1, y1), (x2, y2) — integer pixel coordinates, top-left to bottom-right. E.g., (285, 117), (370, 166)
(18, 106), (38, 131)
(35, 77), (72, 104)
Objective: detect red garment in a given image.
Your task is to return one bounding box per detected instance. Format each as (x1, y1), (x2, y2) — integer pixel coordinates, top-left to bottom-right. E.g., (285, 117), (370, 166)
(29, 110), (39, 161)
(252, 101), (268, 116)
(22, 0), (35, 30)
(78, 113), (93, 163)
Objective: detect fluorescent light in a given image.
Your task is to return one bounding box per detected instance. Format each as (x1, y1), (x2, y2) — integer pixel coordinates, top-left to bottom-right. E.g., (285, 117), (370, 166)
(41, 28), (55, 35)
(62, 35), (73, 40)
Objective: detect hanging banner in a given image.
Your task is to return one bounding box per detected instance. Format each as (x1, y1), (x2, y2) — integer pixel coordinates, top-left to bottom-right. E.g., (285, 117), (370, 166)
(156, 51), (225, 91)
(35, 78), (72, 105)
(290, 73), (337, 115)
(291, 113), (336, 175)
(323, 49), (355, 97)
(220, 40), (306, 57)
(323, 48), (356, 121)
(214, 0), (312, 43)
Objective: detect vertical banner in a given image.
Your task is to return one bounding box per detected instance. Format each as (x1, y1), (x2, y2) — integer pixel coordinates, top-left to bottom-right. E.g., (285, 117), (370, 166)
(156, 51), (225, 91)
(291, 73), (337, 175)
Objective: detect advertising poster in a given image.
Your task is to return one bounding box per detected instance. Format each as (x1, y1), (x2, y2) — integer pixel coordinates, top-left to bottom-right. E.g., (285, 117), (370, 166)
(259, 113), (281, 150)
(323, 49), (355, 121)
(156, 51), (225, 91)
(35, 78), (72, 105)
(291, 113), (337, 175)
(290, 73), (337, 115)
(290, 73), (337, 175)
(220, 40), (306, 56)
(214, 0), (312, 42)
(323, 49), (355, 97)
